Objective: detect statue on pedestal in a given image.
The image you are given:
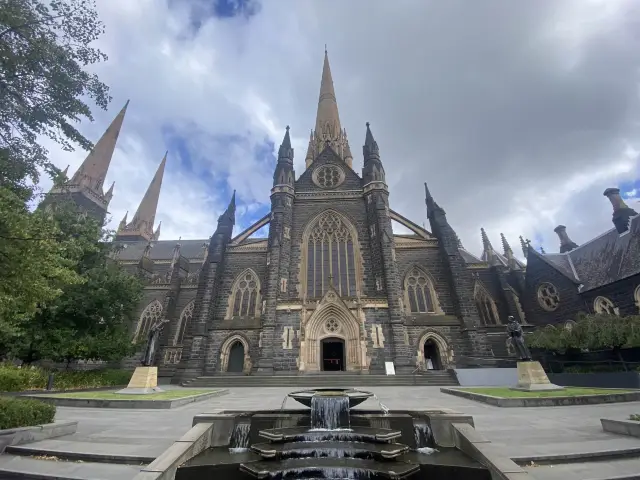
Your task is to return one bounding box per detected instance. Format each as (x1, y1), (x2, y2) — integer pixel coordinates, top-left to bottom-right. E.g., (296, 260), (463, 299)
(506, 315), (532, 361)
(142, 320), (168, 366)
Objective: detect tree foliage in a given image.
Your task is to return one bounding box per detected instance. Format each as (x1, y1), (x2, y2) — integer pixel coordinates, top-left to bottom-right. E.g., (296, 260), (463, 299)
(0, 0), (110, 190)
(9, 202), (144, 364)
(528, 313), (640, 353)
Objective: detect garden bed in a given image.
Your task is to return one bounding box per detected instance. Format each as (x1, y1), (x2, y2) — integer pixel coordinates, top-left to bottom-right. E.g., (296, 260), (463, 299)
(26, 388), (228, 409)
(441, 387), (640, 407)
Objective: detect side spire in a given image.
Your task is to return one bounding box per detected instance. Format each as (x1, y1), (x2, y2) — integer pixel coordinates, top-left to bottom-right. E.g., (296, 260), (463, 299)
(305, 49), (352, 169)
(70, 100), (130, 193)
(115, 151), (167, 242)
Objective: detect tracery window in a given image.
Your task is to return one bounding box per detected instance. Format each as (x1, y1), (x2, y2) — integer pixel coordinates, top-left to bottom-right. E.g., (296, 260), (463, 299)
(474, 285), (500, 325)
(404, 268), (438, 314)
(306, 211), (357, 298)
(537, 282), (560, 311)
(593, 296), (619, 316)
(229, 270), (260, 318)
(174, 301), (194, 345)
(313, 165), (344, 189)
(135, 300), (163, 341)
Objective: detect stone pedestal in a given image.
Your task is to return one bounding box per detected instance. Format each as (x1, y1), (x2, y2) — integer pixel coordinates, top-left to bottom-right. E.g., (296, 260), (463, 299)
(116, 366), (164, 394)
(511, 361), (565, 392)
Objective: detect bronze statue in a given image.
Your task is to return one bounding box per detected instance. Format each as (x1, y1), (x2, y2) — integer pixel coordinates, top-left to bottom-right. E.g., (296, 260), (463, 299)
(142, 320), (167, 366)
(506, 315), (532, 361)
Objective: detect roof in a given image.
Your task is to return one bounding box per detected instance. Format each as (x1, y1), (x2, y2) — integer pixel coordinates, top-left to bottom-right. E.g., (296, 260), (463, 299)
(534, 214), (640, 291)
(114, 239), (209, 261)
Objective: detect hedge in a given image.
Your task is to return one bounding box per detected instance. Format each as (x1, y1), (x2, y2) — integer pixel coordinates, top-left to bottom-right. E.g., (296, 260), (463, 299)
(0, 364), (131, 392)
(0, 397), (56, 430)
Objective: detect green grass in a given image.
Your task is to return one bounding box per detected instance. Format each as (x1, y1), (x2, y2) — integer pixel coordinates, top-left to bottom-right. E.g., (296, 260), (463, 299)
(37, 389), (218, 401)
(457, 387), (637, 398)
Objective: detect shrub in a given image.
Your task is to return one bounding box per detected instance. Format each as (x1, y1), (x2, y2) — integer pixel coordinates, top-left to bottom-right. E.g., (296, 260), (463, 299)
(630, 414), (640, 422)
(0, 364), (131, 392)
(0, 397), (56, 430)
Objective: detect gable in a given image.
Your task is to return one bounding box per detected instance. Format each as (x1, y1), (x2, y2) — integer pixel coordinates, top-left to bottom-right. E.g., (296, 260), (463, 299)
(296, 146), (362, 192)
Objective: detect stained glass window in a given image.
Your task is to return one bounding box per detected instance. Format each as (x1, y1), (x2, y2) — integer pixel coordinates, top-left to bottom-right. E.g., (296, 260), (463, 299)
(405, 269), (436, 313)
(136, 300), (163, 340)
(231, 271), (259, 317)
(306, 211), (357, 298)
(475, 287), (499, 325)
(175, 301), (194, 345)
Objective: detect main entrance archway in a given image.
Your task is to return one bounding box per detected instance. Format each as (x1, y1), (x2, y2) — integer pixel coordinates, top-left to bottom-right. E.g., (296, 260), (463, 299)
(299, 290), (367, 372)
(321, 337), (345, 371)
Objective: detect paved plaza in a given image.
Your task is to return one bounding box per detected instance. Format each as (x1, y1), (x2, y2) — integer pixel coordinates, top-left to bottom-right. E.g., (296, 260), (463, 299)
(2, 386), (640, 479)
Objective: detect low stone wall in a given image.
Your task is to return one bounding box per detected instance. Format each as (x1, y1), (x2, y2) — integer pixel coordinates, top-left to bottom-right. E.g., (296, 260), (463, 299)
(548, 372), (640, 389)
(442, 387), (640, 407)
(454, 368), (517, 386)
(0, 421), (77, 453)
(25, 390), (227, 409)
(601, 418), (640, 438)
(452, 423), (527, 480)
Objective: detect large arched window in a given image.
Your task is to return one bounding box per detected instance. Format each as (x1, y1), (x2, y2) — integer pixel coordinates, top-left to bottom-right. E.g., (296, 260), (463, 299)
(403, 268), (440, 314)
(227, 269), (261, 319)
(474, 283), (500, 325)
(174, 300), (194, 345)
(135, 300), (163, 341)
(303, 210), (359, 298)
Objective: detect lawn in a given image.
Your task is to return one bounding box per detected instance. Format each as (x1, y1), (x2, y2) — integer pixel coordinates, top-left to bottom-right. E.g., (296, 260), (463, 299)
(38, 389), (218, 400)
(457, 387), (637, 398)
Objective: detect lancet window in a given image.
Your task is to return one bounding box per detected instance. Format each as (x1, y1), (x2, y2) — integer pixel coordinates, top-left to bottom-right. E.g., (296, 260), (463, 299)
(404, 268), (438, 313)
(305, 211), (358, 298)
(229, 270), (260, 318)
(135, 300), (163, 340)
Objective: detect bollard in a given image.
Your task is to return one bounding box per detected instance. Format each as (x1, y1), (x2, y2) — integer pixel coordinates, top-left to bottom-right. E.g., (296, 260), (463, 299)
(46, 373), (54, 391)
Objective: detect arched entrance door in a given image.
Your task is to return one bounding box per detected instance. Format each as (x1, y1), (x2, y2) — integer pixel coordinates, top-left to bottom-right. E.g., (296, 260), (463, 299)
(423, 339), (442, 370)
(321, 337), (345, 371)
(227, 341), (245, 373)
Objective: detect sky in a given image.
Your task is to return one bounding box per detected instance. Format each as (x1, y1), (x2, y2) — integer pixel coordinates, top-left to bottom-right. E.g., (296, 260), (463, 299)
(38, 0), (640, 258)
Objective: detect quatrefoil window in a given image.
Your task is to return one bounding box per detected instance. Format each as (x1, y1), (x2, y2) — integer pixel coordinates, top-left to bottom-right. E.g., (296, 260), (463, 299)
(314, 165), (343, 188)
(325, 318), (340, 333)
(537, 282), (560, 311)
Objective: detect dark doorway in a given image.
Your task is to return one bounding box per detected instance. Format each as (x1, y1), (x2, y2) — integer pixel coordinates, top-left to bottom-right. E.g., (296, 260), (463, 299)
(228, 341), (245, 373)
(423, 339), (442, 370)
(321, 338), (345, 372)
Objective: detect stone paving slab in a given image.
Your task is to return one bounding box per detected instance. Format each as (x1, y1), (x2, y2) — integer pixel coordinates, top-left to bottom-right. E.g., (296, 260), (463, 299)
(523, 457), (640, 480)
(0, 454), (142, 480)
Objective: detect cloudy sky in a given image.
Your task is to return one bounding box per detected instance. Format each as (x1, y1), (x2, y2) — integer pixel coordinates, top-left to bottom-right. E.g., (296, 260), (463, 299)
(39, 0), (640, 258)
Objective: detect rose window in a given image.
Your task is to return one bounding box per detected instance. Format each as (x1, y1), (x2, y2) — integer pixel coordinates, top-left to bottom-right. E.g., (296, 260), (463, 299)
(537, 282), (560, 311)
(316, 166), (342, 188)
(325, 318), (340, 333)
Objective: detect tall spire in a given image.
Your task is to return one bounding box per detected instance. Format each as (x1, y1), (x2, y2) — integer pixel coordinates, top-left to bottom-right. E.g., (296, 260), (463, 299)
(70, 100), (130, 193)
(115, 151), (167, 242)
(305, 49), (352, 169)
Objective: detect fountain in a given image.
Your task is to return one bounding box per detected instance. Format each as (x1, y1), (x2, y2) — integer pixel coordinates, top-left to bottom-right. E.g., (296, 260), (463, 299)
(175, 389), (492, 479)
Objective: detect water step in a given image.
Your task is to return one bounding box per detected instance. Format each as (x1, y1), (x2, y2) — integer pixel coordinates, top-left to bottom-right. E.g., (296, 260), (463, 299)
(0, 454), (141, 480)
(183, 373), (459, 388)
(251, 440), (409, 460)
(259, 426), (402, 443)
(5, 439), (156, 465)
(240, 457), (420, 479)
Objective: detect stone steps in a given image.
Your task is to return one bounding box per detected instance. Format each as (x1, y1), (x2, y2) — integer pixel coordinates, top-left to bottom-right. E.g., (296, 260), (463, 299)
(182, 372), (459, 388)
(0, 454), (142, 480)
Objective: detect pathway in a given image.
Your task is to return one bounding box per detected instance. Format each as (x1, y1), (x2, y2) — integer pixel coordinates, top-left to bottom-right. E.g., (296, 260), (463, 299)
(1, 386), (639, 479)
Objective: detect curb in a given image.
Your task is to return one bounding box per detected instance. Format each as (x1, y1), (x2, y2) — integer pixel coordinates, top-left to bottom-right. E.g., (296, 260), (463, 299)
(24, 389), (228, 409)
(512, 446), (640, 465)
(5, 444), (156, 465)
(441, 387), (640, 407)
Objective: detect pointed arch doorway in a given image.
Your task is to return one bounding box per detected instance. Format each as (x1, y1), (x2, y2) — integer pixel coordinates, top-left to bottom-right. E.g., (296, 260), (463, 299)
(321, 337), (345, 371)
(228, 342), (245, 373)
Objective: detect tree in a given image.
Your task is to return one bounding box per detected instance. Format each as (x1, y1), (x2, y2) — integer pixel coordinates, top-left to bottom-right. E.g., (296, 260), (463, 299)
(0, 0), (111, 330)
(11, 202), (144, 364)
(0, 0), (110, 191)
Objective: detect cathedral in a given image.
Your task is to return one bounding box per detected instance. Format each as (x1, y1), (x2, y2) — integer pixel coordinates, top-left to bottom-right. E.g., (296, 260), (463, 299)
(47, 52), (640, 382)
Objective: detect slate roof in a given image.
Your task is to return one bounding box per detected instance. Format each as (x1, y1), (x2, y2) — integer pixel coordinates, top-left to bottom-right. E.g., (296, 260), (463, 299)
(534, 214), (640, 291)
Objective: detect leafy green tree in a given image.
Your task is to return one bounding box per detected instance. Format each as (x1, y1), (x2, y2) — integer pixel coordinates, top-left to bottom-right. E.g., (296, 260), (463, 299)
(12, 203), (144, 365)
(0, 0), (110, 190)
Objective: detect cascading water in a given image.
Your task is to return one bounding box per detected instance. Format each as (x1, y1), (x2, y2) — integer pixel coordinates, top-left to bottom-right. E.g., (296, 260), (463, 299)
(414, 422), (437, 455)
(228, 423), (250, 453)
(310, 394), (351, 430)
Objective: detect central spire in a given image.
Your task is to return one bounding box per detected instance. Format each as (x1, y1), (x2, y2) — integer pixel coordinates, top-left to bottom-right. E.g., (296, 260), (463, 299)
(305, 49), (353, 169)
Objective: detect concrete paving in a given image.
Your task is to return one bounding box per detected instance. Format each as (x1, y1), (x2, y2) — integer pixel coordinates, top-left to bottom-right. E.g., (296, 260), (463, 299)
(5, 386), (640, 479)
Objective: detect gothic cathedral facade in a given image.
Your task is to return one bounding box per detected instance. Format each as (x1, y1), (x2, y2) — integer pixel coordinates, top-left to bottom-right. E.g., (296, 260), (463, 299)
(46, 51), (640, 381)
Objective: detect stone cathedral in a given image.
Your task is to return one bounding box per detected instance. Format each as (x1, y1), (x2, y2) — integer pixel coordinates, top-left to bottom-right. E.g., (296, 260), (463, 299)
(47, 52), (640, 382)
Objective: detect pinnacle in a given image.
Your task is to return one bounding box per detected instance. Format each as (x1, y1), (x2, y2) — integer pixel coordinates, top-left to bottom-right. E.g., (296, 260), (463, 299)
(500, 233), (513, 255)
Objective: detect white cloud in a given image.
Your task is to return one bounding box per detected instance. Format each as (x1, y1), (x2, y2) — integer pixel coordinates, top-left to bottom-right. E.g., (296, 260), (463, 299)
(38, 0), (640, 256)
